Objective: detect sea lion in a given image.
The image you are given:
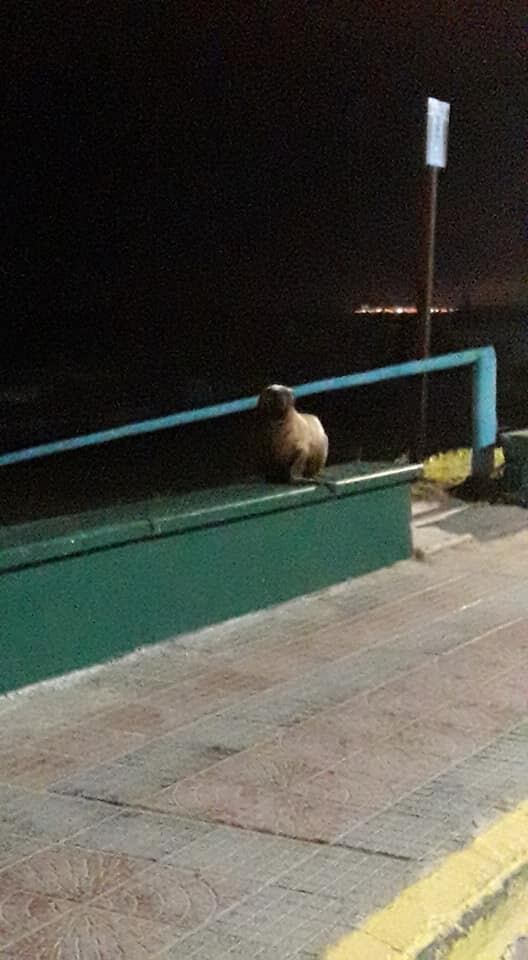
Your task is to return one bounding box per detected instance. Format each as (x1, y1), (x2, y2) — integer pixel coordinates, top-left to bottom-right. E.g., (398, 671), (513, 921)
(256, 384), (330, 485)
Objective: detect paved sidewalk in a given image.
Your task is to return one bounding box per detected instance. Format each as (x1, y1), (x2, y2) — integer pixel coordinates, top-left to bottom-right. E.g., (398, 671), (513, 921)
(506, 940), (528, 960)
(0, 515), (527, 958)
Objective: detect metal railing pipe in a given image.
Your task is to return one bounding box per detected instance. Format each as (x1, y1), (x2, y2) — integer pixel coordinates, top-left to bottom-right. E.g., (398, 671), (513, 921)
(0, 347), (497, 478)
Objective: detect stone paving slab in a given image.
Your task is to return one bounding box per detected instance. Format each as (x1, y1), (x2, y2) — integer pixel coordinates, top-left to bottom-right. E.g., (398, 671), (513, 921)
(0, 525), (527, 957)
(506, 939), (528, 960)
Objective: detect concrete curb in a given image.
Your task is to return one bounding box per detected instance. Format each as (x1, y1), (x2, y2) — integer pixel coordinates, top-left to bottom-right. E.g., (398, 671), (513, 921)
(324, 801), (528, 959)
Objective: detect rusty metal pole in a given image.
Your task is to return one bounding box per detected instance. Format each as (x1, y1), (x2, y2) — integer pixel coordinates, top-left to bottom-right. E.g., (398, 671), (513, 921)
(416, 164), (439, 461)
(415, 96), (450, 462)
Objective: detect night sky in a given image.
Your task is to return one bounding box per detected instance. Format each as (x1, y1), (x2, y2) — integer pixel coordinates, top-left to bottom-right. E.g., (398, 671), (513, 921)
(3, 2), (525, 376)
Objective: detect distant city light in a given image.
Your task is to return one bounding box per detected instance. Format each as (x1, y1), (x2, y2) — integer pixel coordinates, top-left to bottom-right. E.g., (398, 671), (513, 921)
(354, 304), (456, 316)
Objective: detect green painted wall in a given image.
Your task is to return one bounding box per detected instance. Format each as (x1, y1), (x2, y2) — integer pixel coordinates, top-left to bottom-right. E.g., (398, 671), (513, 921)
(0, 464), (418, 694)
(502, 430), (528, 500)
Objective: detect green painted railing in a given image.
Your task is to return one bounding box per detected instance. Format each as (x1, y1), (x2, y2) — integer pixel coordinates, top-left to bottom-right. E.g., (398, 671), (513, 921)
(0, 347), (497, 477)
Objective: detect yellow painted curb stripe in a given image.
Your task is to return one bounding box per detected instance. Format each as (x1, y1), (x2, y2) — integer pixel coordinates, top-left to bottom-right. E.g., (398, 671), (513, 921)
(446, 871), (528, 960)
(324, 800), (528, 960)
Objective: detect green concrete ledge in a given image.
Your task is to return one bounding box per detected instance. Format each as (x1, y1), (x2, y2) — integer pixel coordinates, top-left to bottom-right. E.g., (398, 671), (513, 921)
(0, 461), (420, 694)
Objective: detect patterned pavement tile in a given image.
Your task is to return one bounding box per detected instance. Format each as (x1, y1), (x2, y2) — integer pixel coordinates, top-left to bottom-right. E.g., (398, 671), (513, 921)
(0, 845), (147, 903)
(0, 880), (73, 948)
(0, 745), (88, 789)
(211, 886), (346, 948)
(0, 686), (125, 739)
(0, 785), (113, 842)
(305, 574), (502, 654)
(167, 925), (289, 958)
(71, 808), (213, 862)
(0, 830), (50, 871)
(173, 713), (278, 754)
(149, 775), (354, 842)
(339, 807), (443, 860)
(0, 907), (178, 959)
(233, 644), (325, 683)
(49, 741), (233, 806)
(0, 724), (146, 789)
(36, 722), (146, 762)
(92, 861), (244, 931)
(81, 651), (209, 693)
(384, 716), (478, 767)
(149, 667), (272, 714)
(81, 701), (195, 738)
(196, 742), (325, 790)
(277, 695), (417, 765)
(164, 824), (314, 889)
(484, 665), (528, 714)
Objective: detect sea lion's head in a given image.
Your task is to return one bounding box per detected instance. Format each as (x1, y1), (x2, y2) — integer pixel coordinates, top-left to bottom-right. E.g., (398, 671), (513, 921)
(257, 384), (295, 420)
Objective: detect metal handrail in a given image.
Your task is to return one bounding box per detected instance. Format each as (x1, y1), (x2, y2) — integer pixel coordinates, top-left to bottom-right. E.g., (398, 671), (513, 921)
(0, 347), (497, 477)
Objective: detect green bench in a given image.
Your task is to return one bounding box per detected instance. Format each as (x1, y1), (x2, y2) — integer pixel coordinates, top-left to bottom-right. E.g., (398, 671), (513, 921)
(0, 461), (420, 694)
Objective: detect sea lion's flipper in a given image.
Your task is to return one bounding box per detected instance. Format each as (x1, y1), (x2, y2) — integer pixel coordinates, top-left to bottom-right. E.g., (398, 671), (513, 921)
(289, 450), (308, 483)
(290, 470), (338, 495)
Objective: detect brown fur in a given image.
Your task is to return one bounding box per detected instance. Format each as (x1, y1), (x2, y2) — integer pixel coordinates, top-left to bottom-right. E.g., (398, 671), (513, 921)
(256, 384), (329, 483)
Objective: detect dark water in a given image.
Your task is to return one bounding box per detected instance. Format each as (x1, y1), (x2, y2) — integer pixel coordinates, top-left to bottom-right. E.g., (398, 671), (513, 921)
(1, 306), (526, 525)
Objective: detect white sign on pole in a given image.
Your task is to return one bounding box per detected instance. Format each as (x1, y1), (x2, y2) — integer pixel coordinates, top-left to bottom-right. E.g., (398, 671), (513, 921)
(425, 97), (450, 168)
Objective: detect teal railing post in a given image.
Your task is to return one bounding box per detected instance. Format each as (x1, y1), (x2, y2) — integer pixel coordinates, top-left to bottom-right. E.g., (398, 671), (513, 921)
(471, 345), (497, 479)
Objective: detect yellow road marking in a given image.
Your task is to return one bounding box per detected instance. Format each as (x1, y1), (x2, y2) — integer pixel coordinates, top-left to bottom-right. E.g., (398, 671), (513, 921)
(447, 871), (528, 960)
(324, 800), (528, 959)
